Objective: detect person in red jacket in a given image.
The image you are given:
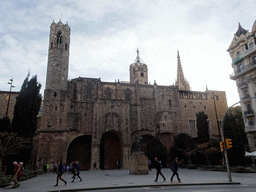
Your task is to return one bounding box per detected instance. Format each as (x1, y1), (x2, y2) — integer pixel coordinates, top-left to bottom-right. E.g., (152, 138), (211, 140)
(12, 161), (21, 188)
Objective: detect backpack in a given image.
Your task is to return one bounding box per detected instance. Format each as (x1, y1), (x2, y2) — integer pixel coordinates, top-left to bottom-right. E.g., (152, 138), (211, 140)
(61, 165), (65, 173)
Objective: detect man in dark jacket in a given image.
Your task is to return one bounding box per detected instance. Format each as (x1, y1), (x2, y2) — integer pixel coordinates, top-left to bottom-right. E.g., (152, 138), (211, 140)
(170, 157), (181, 183)
(54, 161), (67, 186)
(154, 157), (166, 182)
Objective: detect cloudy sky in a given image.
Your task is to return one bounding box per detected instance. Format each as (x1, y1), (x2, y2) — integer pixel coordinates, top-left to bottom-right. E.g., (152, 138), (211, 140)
(0, 0), (255, 106)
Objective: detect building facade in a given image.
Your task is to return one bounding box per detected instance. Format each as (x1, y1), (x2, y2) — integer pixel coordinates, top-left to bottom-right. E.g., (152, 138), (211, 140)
(228, 21), (256, 151)
(37, 20), (228, 170)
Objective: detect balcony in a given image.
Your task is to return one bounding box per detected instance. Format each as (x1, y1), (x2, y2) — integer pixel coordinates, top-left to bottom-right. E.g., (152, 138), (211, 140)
(230, 61), (256, 80)
(241, 95), (250, 100)
(245, 125), (256, 133)
(244, 110), (254, 117)
(237, 82), (248, 89)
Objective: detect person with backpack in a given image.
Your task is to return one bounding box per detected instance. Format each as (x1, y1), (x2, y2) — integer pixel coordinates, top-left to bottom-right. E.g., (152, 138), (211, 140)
(71, 161), (82, 182)
(17, 162), (24, 182)
(170, 157), (181, 183)
(54, 160), (67, 186)
(154, 157), (166, 182)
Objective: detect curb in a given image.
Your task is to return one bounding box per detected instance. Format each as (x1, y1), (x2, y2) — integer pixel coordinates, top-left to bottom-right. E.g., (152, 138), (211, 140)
(47, 182), (241, 192)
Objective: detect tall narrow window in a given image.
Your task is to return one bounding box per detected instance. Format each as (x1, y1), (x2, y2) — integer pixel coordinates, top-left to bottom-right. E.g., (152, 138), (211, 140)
(65, 43), (68, 50)
(125, 89), (131, 101)
(73, 84), (77, 100)
(87, 85), (92, 99)
(189, 119), (196, 130)
(105, 88), (112, 99)
(57, 32), (62, 45)
(51, 42), (53, 48)
(169, 99), (171, 107)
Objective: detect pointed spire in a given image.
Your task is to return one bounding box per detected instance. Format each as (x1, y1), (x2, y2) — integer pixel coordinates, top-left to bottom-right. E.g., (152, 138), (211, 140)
(135, 48), (141, 63)
(175, 51), (190, 91)
(235, 22), (247, 37)
(206, 84), (208, 91)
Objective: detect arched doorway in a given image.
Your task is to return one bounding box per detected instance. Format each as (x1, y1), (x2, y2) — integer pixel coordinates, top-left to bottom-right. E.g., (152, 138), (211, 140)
(67, 135), (91, 170)
(100, 131), (122, 170)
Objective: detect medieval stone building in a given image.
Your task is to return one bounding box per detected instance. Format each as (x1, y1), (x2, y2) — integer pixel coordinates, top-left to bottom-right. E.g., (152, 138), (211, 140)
(37, 20), (228, 170)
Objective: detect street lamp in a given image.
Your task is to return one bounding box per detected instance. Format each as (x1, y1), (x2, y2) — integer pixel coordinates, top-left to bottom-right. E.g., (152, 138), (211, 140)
(6, 78), (15, 117)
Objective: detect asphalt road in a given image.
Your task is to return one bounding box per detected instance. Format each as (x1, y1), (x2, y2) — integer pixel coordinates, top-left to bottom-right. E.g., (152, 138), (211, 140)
(82, 184), (256, 192)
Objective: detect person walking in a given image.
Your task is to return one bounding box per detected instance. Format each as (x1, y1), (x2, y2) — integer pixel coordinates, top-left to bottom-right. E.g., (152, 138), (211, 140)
(154, 157), (166, 182)
(54, 160), (67, 186)
(43, 163), (47, 174)
(12, 161), (21, 188)
(148, 159), (151, 171)
(71, 161), (82, 182)
(17, 162), (24, 182)
(53, 162), (57, 174)
(170, 157), (181, 183)
(93, 161), (97, 170)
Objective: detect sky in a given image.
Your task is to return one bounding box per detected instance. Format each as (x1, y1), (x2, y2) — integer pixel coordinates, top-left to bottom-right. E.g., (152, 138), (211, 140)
(0, 0), (255, 107)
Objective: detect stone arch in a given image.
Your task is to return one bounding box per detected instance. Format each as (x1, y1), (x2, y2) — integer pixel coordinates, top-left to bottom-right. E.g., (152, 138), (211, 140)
(100, 130), (123, 170)
(66, 135), (92, 170)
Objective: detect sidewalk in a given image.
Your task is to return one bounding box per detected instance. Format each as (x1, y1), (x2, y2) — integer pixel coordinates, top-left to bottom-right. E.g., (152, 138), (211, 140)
(3, 168), (244, 192)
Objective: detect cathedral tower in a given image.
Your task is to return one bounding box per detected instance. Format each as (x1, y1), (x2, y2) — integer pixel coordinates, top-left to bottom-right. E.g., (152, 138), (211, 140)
(175, 51), (190, 90)
(45, 20), (70, 91)
(130, 49), (148, 85)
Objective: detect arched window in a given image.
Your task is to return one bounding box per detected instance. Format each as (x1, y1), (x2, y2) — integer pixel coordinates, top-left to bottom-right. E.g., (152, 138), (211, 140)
(57, 32), (62, 44)
(55, 106), (58, 111)
(54, 92), (57, 97)
(105, 88), (112, 99)
(87, 85), (92, 99)
(73, 84), (77, 100)
(125, 89), (131, 101)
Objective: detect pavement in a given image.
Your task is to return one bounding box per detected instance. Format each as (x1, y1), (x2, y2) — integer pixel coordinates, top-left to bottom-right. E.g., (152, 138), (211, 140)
(3, 168), (250, 192)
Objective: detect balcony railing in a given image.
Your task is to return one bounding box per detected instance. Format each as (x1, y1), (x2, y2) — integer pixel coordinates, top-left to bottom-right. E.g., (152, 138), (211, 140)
(230, 61), (256, 79)
(237, 82), (248, 88)
(244, 110), (254, 116)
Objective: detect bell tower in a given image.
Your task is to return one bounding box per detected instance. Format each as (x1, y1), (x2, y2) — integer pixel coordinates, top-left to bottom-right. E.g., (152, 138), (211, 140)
(45, 20), (71, 91)
(130, 49), (148, 85)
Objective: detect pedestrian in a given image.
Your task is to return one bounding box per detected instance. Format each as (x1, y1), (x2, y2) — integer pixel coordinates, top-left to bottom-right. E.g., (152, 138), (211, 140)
(54, 160), (67, 186)
(71, 161), (82, 182)
(12, 161), (21, 188)
(148, 159), (151, 171)
(93, 161), (97, 170)
(154, 157), (166, 182)
(47, 163), (49, 173)
(116, 159), (121, 170)
(43, 163), (47, 174)
(17, 162), (24, 182)
(170, 157), (181, 183)
(53, 162), (57, 174)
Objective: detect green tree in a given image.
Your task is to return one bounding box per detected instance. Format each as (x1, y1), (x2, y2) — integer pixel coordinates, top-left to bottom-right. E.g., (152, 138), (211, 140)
(174, 133), (197, 164)
(0, 132), (29, 167)
(223, 108), (248, 166)
(11, 74), (42, 138)
(0, 116), (11, 132)
(196, 112), (210, 144)
(145, 138), (167, 165)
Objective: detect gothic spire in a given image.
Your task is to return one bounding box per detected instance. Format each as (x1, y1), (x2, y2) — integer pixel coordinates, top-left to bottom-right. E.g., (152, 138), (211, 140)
(175, 51), (190, 91)
(135, 48), (140, 63)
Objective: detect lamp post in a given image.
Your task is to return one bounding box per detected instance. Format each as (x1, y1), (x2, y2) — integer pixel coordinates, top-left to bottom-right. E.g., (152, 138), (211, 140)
(6, 78), (15, 117)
